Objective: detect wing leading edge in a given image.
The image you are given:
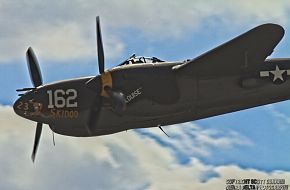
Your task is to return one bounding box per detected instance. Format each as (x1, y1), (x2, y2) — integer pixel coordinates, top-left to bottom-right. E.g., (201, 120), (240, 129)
(175, 24), (285, 76)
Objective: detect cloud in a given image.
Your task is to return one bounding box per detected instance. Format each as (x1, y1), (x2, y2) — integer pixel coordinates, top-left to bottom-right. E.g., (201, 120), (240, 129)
(1, 105), (290, 190)
(264, 104), (290, 130)
(1, 0), (290, 62)
(137, 122), (253, 158)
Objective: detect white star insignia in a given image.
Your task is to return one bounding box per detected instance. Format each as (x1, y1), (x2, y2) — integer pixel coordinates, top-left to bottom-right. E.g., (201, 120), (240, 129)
(270, 65), (285, 82)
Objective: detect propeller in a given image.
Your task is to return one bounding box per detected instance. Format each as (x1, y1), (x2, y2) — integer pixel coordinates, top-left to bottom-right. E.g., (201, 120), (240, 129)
(86, 17), (127, 131)
(26, 47), (43, 162)
(87, 17), (126, 115)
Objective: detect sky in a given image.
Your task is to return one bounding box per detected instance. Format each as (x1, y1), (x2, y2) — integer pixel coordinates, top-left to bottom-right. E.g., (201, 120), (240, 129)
(1, 0), (290, 189)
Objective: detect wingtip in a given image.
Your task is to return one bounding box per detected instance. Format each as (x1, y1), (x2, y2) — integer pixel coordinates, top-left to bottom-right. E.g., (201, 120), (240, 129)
(251, 23), (285, 45)
(256, 23), (285, 36)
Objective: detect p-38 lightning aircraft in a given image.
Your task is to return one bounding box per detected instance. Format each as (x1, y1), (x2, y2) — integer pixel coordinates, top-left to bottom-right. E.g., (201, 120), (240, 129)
(14, 17), (290, 162)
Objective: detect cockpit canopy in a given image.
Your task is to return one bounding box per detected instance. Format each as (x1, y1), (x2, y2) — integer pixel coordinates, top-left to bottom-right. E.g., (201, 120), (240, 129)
(119, 54), (164, 66)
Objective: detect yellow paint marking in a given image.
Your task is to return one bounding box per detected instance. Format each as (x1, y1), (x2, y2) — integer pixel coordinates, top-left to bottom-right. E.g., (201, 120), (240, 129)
(101, 72), (112, 97)
(50, 109), (79, 119)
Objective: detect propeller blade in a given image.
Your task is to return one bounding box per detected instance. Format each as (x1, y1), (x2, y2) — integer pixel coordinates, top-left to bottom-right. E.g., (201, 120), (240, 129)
(31, 122), (43, 162)
(96, 16), (105, 74)
(26, 47), (43, 87)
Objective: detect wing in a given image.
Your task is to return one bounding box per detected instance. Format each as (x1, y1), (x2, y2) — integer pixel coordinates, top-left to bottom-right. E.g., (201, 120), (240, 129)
(174, 24), (285, 76)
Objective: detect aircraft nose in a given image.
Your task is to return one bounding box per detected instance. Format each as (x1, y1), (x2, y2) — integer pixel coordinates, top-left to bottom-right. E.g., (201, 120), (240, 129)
(13, 95), (24, 116)
(13, 90), (40, 120)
